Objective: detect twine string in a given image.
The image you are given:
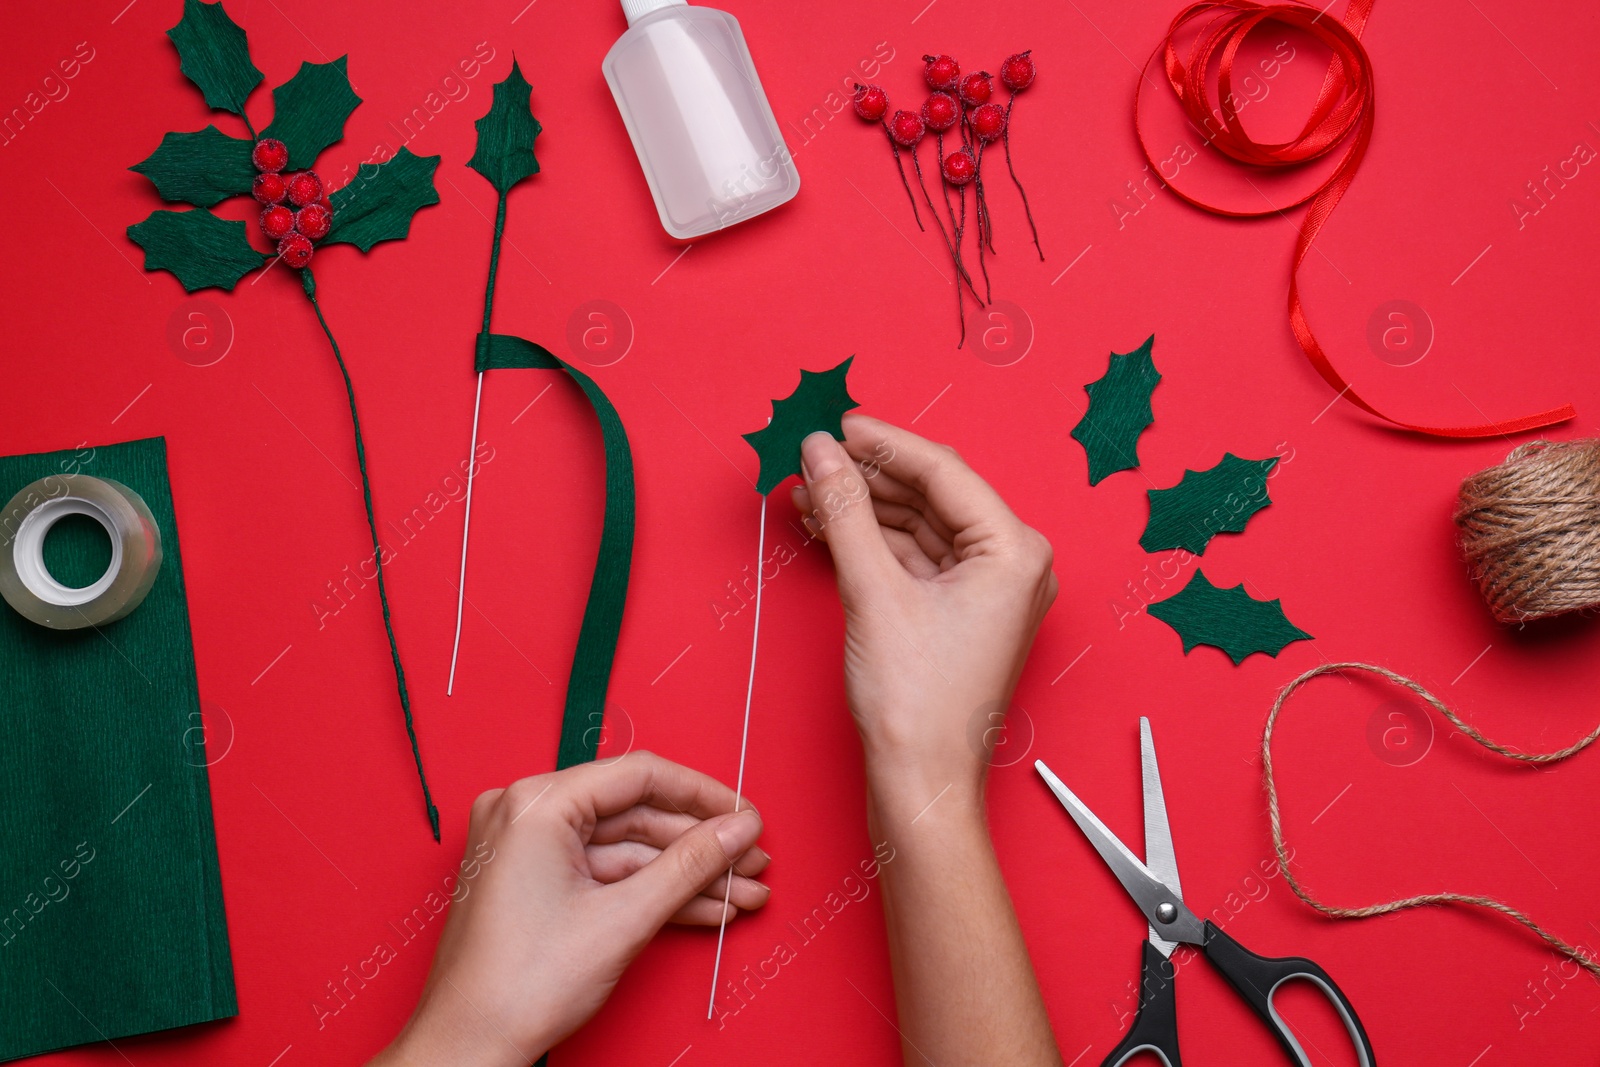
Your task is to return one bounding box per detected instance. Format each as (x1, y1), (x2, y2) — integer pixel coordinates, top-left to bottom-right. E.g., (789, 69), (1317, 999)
(1454, 438), (1600, 624)
(1265, 661), (1600, 979)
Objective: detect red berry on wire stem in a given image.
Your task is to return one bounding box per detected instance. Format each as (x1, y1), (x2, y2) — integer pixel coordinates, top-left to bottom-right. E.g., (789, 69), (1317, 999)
(942, 149), (976, 186)
(252, 172), (287, 204)
(879, 109), (925, 230)
(278, 232), (314, 268)
(296, 202), (333, 241)
(260, 204), (295, 240)
(972, 103), (1007, 142)
(1000, 51), (1036, 92)
(888, 109), (925, 147)
(959, 72), (993, 108)
(251, 138), (288, 173)
(923, 54), (960, 91)
(999, 51), (1044, 259)
(284, 170), (324, 207)
(853, 83), (888, 122)
(922, 92), (959, 133)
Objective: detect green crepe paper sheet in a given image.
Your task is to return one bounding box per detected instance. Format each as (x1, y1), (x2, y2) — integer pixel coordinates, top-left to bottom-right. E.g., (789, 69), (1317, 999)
(742, 358), (861, 495)
(1141, 453), (1278, 554)
(0, 437), (236, 1062)
(477, 334), (636, 771)
(1147, 568), (1312, 665)
(1071, 335), (1161, 485)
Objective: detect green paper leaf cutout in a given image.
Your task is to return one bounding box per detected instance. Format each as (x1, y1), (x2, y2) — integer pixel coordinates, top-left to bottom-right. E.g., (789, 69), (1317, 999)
(1141, 453), (1278, 554)
(1147, 569), (1312, 665)
(167, 0), (262, 116)
(130, 125), (256, 207)
(127, 209), (267, 292)
(260, 56), (362, 170)
(468, 58), (542, 195)
(324, 148), (441, 252)
(1071, 335), (1161, 485)
(742, 357), (861, 495)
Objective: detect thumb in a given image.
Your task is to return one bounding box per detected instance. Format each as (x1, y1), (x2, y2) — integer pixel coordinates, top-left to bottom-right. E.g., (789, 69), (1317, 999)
(610, 808), (764, 935)
(799, 432), (896, 597)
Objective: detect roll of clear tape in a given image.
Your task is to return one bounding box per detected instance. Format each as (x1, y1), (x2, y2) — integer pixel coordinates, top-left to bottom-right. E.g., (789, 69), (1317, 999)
(0, 474), (163, 629)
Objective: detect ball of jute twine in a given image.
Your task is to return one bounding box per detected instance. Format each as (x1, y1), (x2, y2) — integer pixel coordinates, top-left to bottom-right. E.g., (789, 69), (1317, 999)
(1265, 662), (1600, 981)
(1455, 438), (1600, 624)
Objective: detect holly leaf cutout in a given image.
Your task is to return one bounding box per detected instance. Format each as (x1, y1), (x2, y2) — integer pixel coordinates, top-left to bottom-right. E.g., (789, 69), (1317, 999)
(260, 57), (362, 170)
(324, 148), (441, 252)
(1141, 453), (1278, 554)
(1147, 569), (1312, 665)
(130, 125), (256, 207)
(468, 58), (542, 195)
(742, 357), (861, 494)
(1071, 335), (1161, 485)
(128, 209), (267, 291)
(166, 0), (262, 116)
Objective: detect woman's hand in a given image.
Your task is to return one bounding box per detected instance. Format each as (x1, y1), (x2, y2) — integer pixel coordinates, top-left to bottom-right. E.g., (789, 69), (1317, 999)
(791, 413), (1058, 808)
(368, 752), (769, 1067)
(793, 414), (1064, 1067)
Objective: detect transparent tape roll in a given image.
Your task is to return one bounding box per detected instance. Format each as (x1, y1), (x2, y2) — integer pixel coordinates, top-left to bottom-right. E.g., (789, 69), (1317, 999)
(0, 474), (163, 629)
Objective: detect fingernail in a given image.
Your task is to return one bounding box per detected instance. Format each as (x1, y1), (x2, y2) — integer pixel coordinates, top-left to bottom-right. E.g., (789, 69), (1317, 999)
(802, 432), (843, 481)
(716, 808), (762, 855)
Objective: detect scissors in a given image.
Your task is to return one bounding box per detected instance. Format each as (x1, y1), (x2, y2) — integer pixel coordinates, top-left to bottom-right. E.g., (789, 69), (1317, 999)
(1035, 719), (1376, 1067)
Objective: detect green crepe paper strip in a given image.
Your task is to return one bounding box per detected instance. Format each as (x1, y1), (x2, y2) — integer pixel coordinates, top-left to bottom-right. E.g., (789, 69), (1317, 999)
(126, 208), (268, 292)
(302, 268), (439, 839)
(742, 358), (861, 495)
(1071, 335), (1161, 485)
(1141, 453), (1278, 554)
(467, 58), (542, 195)
(167, 0), (262, 128)
(1147, 569), (1312, 664)
(476, 333), (636, 771)
(325, 148), (443, 252)
(131, 125), (256, 207)
(0, 437), (236, 1061)
(260, 57), (362, 170)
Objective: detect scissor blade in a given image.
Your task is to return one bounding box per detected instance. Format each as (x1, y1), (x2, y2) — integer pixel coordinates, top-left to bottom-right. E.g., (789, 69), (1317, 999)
(1036, 758), (1206, 948)
(1140, 717), (1183, 957)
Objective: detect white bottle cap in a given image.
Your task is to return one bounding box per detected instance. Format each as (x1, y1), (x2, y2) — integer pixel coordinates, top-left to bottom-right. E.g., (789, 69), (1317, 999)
(622, 0), (686, 25)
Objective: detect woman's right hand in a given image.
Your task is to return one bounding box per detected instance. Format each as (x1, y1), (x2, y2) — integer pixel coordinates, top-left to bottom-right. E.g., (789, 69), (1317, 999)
(790, 414), (1057, 810)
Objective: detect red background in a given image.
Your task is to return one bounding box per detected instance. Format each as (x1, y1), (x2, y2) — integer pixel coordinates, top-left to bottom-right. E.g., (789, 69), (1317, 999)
(4, 0), (1600, 1063)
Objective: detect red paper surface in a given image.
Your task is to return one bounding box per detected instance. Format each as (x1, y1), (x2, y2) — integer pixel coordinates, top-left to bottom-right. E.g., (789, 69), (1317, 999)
(4, 1), (1599, 1063)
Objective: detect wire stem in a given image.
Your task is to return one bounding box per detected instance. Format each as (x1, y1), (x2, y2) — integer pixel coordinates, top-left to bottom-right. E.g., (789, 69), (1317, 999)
(303, 266), (439, 842)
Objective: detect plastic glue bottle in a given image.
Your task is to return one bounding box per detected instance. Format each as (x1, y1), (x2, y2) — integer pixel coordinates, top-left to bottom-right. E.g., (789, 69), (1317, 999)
(603, 0), (800, 240)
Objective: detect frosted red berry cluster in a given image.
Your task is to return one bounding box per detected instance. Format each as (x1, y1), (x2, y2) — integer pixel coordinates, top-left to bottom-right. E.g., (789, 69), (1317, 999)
(853, 51), (1041, 347)
(250, 138), (332, 269)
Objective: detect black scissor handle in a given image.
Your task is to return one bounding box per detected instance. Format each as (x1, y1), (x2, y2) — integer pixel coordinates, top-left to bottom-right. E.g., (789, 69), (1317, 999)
(1103, 941), (1182, 1067)
(1200, 921), (1376, 1067)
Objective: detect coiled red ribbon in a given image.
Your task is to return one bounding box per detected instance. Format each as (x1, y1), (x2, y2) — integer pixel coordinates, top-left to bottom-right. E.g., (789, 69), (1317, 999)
(1135, 0), (1575, 437)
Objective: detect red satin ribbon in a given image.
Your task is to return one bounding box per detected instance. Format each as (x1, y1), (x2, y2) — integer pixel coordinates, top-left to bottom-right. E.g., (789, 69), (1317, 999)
(1135, 0), (1576, 438)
